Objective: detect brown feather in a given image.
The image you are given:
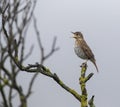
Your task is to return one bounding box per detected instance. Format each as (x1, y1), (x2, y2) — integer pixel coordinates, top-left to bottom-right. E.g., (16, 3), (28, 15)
(73, 31), (99, 72)
(81, 39), (99, 72)
(80, 39), (95, 59)
(76, 37), (99, 72)
(90, 58), (99, 72)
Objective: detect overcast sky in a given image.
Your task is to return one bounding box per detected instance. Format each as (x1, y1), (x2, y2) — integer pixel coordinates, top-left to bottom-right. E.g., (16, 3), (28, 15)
(17, 0), (120, 107)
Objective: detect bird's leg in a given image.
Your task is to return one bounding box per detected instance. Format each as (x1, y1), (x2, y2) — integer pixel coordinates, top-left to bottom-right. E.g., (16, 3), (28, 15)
(84, 59), (88, 64)
(80, 60), (88, 68)
(82, 60), (88, 68)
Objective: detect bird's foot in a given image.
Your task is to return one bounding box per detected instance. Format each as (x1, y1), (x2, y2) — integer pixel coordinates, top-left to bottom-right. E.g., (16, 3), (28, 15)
(80, 62), (87, 68)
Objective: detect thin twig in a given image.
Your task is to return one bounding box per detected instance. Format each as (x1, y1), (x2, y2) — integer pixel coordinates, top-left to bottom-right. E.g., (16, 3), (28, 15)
(44, 36), (59, 60)
(33, 15), (44, 64)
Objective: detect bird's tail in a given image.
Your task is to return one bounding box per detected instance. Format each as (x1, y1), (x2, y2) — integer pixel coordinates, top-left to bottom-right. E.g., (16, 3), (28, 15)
(91, 59), (99, 72)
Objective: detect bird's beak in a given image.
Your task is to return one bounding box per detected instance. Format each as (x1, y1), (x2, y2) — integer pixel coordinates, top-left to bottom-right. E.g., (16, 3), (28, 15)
(71, 32), (75, 34)
(72, 35), (76, 38)
(71, 32), (77, 39)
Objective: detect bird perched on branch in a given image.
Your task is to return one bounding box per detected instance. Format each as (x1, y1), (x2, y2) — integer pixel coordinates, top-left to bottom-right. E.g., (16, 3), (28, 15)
(72, 31), (99, 72)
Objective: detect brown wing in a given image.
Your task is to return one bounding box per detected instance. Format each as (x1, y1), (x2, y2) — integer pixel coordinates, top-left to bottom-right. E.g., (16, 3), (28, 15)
(80, 39), (95, 60)
(80, 39), (99, 72)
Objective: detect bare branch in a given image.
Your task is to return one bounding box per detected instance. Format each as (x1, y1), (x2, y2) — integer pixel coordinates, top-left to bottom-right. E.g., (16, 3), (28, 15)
(33, 15), (44, 64)
(23, 45), (34, 60)
(0, 87), (8, 107)
(1, 3), (9, 14)
(25, 73), (38, 98)
(44, 36), (59, 60)
(33, 15), (59, 64)
(1, 1), (60, 106)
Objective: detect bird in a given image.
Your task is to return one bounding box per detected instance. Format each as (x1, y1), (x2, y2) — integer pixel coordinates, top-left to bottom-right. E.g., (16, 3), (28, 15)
(72, 31), (99, 72)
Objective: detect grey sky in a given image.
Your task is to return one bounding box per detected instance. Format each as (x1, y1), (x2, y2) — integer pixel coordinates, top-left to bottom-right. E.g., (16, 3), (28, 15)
(18, 0), (120, 107)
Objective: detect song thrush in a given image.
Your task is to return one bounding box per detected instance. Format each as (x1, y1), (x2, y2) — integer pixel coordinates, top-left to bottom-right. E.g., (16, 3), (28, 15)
(72, 31), (98, 72)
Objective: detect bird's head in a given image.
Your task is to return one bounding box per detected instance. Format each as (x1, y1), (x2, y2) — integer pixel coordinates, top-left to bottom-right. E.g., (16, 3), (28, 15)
(71, 32), (84, 40)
